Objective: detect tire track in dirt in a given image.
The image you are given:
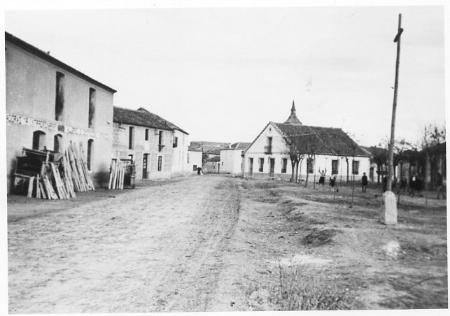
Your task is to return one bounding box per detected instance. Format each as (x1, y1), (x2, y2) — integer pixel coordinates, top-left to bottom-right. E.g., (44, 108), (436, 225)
(149, 178), (241, 312)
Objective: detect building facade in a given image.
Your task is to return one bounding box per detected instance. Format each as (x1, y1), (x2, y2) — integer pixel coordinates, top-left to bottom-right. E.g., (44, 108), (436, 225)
(244, 103), (371, 182)
(220, 142), (250, 176)
(112, 107), (190, 181)
(5, 32), (116, 191)
(187, 147), (203, 173)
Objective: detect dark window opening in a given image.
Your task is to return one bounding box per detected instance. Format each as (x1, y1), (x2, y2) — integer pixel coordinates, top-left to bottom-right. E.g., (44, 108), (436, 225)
(32, 131), (46, 150)
(55, 72), (65, 121)
(332, 160), (339, 175)
(249, 158), (254, 175)
(145, 129), (149, 141)
(173, 136), (178, 148)
(54, 134), (63, 153)
(129, 126), (134, 149)
(307, 158), (314, 174)
(193, 164), (197, 171)
(87, 139), (94, 171)
(143, 153), (149, 179)
(88, 88), (96, 128)
(258, 158), (264, 172)
(158, 131), (164, 151)
(352, 160), (360, 175)
(281, 158), (287, 173)
(265, 137), (273, 154)
(158, 156), (163, 171)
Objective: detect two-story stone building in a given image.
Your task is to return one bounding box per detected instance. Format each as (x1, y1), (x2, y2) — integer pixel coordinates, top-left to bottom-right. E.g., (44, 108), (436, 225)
(112, 107), (190, 180)
(5, 32), (116, 191)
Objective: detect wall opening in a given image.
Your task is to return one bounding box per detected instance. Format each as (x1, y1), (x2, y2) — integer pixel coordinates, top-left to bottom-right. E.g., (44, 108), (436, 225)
(143, 153), (149, 179)
(129, 126), (135, 149)
(158, 156), (163, 171)
(173, 136), (178, 148)
(32, 131), (46, 150)
(87, 139), (94, 171)
(88, 88), (96, 128)
(55, 72), (65, 121)
(352, 160), (360, 175)
(145, 129), (149, 141)
(54, 134), (63, 153)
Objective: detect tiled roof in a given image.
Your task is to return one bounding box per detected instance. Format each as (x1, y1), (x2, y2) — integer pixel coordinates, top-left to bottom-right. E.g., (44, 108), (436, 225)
(189, 141), (230, 154)
(113, 107), (188, 134)
(273, 123), (369, 157)
(230, 142), (251, 150)
(6, 32), (116, 93)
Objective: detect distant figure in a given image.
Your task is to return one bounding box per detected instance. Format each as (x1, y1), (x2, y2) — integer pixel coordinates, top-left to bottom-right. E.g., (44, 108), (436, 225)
(318, 170), (326, 187)
(329, 175), (337, 192)
(436, 172), (446, 199)
(361, 172), (368, 193)
(197, 166), (203, 175)
(409, 175), (423, 197)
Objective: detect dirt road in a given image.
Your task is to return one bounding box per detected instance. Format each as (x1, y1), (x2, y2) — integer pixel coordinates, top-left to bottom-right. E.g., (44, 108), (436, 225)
(8, 176), (241, 313)
(8, 175), (447, 312)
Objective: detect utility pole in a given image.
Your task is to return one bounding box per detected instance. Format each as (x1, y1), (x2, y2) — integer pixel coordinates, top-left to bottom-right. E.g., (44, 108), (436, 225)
(383, 13), (403, 225)
(387, 13), (403, 192)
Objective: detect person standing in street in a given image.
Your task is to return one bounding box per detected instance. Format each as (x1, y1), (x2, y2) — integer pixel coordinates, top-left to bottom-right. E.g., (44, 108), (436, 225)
(361, 172), (368, 193)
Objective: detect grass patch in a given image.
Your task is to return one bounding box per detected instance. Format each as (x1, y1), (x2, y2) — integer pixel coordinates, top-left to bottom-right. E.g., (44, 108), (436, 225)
(271, 264), (353, 310)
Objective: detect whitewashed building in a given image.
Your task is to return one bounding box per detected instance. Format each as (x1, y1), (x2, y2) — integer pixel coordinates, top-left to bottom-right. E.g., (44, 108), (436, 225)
(244, 103), (371, 183)
(112, 107), (190, 180)
(220, 142), (250, 176)
(187, 147), (203, 173)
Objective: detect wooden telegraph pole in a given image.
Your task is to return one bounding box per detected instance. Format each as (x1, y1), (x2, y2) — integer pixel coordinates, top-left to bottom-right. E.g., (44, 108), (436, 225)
(387, 14), (403, 192)
(383, 14), (403, 225)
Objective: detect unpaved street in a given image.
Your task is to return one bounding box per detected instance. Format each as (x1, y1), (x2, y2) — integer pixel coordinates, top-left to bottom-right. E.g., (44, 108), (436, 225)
(8, 175), (448, 312)
(9, 176), (241, 313)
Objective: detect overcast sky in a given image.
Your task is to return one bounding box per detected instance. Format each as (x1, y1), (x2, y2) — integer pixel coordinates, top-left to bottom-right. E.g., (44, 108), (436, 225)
(5, 6), (445, 146)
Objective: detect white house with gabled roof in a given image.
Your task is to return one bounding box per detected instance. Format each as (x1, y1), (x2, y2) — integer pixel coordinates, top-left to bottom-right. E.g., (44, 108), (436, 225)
(244, 102), (371, 183)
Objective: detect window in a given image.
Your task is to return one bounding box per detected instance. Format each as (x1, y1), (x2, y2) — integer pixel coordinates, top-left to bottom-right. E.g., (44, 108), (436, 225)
(173, 136), (178, 148)
(143, 153), (149, 179)
(352, 160), (360, 175)
(158, 156), (163, 171)
(281, 158), (287, 173)
(193, 164), (197, 171)
(88, 88), (96, 128)
(87, 139), (94, 171)
(307, 157), (314, 174)
(158, 131), (164, 151)
(258, 158), (264, 172)
(265, 137), (273, 154)
(145, 129), (149, 141)
(55, 72), (65, 121)
(332, 160), (339, 175)
(129, 126), (134, 149)
(54, 134), (63, 153)
(32, 131), (46, 150)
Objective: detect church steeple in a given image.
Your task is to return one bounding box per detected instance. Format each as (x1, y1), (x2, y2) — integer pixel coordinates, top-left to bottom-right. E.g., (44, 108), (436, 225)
(284, 100), (302, 125)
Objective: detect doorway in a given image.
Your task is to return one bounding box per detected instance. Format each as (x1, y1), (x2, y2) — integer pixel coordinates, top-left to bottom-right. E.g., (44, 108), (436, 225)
(143, 153), (148, 179)
(269, 158), (275, 177)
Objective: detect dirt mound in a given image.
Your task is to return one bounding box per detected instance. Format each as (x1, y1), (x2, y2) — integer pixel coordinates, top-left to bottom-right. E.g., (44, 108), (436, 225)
(302, 228), (338, 246)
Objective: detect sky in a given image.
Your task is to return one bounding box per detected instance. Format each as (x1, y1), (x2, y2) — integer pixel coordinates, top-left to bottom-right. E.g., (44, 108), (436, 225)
(5, 5), (445, 147)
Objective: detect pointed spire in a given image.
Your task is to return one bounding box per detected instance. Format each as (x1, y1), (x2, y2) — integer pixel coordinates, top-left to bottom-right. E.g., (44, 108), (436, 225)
(284, 100), (302, 125)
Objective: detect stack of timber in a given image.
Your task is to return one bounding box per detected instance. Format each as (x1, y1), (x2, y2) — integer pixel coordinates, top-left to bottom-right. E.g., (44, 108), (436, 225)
(108, 159), (126, 190)
(15, 142), (95, 200)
